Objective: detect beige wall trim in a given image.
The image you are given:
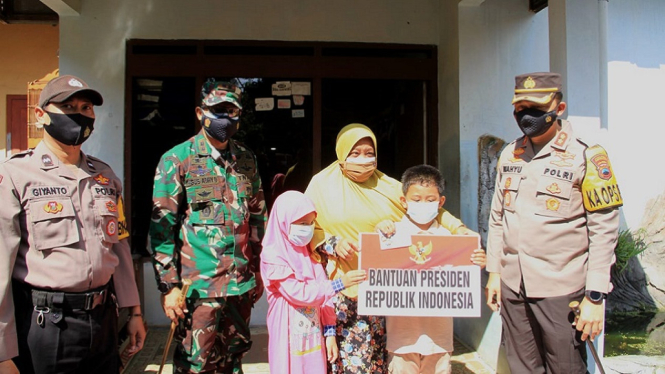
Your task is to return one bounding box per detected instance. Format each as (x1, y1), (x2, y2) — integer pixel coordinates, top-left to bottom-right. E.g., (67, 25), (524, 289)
(40, 0), (81, 16)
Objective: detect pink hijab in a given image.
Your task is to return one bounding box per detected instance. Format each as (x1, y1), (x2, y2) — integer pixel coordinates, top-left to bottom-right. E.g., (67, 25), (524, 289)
(261, 190), (318, 282)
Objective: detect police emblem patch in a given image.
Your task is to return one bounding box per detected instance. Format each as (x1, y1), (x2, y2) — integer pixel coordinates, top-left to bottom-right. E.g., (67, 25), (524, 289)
(106, 220), (117, 236)
(590, 153), (612, 180)
(94, 174), (110, 185)
(44, 201), (63, 214)
(106, 201), (117, 212)
(546, 198), (560, 211)
(42, 154), (53, 167)
(524, 76), (536, 89)
(546, 183), (562, 194)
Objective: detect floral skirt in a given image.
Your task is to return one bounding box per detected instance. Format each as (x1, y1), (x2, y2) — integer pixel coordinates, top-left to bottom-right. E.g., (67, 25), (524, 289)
(329, 293), (387, 374)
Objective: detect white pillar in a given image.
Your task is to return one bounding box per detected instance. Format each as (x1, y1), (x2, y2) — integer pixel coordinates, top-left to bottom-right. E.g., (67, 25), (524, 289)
(548, 2), (608, 372)
(548, 0), (608, 142)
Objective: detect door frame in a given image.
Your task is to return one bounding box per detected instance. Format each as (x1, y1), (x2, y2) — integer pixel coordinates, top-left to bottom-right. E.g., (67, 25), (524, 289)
(124, 39), (439, 246)
(6, 95), (28, 155)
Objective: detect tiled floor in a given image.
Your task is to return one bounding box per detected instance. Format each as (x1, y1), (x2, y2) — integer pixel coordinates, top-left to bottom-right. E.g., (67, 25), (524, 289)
(122, 326), (495, 374)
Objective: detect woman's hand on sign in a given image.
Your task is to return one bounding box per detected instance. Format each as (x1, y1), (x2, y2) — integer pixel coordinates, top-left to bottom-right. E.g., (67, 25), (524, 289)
(335, 238), (359, 260)
(470, 248), (487, 268)
(375, 220), (396, 238)
(341, 270), (367, 288)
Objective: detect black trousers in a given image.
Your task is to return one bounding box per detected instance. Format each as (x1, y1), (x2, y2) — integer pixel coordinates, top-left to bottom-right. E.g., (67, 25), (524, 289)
(12, 283), (120, 374)
(500, 281), (588, 374)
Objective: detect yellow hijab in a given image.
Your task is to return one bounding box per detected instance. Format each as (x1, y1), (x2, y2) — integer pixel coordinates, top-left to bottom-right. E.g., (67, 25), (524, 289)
(305, 124), (403, 297)
(305, 123), (463, 298)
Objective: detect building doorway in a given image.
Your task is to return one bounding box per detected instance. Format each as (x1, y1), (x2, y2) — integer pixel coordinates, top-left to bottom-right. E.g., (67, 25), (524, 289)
(126, 40), (438, 254)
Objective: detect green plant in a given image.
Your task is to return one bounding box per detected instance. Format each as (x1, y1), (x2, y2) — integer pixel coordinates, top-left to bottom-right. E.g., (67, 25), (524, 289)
(614, 229), (648, 273)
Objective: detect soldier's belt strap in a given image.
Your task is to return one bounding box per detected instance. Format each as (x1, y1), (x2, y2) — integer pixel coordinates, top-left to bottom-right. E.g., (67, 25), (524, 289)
(29, 283), (110, 311)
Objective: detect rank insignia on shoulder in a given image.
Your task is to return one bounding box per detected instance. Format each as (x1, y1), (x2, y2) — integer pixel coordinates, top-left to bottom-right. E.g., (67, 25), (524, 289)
(582, 145), (623, 212)
(554, 132), (568, 147)
(546, 198), (560, 211)
(44, 201), (63, 214)
(94, 174), (110, 185)
(42, 154), (54, 167)
(106, 201), (117, 212)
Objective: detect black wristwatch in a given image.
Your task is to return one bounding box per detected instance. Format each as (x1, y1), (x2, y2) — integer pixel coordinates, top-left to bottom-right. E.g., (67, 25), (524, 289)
(158, 281), (177, 295)
(585, 290), (606, 304)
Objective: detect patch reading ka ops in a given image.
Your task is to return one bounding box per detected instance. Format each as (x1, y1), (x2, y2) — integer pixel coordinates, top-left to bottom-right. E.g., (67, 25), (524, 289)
(582, 145), (623, 212)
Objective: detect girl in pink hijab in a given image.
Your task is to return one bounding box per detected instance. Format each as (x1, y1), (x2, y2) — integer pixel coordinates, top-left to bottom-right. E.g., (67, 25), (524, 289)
(261, 191), (366, 374)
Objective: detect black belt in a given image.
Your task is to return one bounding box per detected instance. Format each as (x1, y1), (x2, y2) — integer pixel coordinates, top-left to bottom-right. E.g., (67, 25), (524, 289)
(30, 284), (109, 311)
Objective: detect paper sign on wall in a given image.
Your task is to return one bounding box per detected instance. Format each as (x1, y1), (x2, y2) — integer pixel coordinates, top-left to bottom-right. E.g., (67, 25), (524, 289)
(255, 98), (274, 111)
(293, 95), (305, 106)
(272, 81), (292, 96)
(277, 99), (291, 109)
(292, 109), (305, 118)
(292, 82), (311, 96)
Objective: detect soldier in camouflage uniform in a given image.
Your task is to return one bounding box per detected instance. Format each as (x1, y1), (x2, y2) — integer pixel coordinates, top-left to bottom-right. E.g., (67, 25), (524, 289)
(150, 79), (267, 374)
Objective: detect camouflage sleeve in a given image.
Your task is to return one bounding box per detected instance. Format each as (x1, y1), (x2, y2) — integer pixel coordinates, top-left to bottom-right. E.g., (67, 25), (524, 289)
(248, 154), (267, 273)
(149, 154), (184, 284)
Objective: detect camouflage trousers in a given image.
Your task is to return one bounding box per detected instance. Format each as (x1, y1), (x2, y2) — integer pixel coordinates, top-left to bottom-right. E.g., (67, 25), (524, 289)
(174, 293), (253, 374)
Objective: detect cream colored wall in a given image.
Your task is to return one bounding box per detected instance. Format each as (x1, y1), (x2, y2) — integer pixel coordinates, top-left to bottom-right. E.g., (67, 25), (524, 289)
(0, 23), (59, 159)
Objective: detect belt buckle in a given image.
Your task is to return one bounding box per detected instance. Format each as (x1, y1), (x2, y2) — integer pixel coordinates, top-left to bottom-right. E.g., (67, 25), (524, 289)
(84, 290), (105, 310)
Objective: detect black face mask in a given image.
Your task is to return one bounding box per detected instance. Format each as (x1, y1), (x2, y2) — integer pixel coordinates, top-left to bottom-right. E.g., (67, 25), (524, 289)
(201, 113), (239, 143)
(43, 112), (95, 146)
(514, 108), (557, 137)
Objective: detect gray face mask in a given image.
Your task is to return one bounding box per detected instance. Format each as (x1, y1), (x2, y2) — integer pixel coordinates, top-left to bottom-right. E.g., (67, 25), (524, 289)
(514, 108), (557, 137)
(201, 113), (239, 142)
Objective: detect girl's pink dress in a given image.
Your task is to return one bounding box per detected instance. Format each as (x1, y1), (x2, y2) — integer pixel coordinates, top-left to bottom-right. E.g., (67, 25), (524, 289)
(261, 191), (336, 374)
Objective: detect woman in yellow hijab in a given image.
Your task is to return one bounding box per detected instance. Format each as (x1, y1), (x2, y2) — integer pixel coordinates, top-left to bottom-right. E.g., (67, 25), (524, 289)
(305, 123), (467, 373)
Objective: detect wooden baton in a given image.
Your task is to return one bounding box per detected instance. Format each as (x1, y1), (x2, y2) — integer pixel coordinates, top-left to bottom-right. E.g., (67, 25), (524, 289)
(158, 279), (192, 374)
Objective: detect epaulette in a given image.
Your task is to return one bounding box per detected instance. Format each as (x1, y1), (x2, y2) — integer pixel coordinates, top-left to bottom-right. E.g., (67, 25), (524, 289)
(7, 148), (33, 161)
(86, 154), (111, 168)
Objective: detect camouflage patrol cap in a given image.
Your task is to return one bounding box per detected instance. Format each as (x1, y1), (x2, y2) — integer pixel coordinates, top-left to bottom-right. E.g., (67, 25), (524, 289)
(201, 79), (242, 109)
(512, 72), (562, 105)
(39, 75), (104, 108)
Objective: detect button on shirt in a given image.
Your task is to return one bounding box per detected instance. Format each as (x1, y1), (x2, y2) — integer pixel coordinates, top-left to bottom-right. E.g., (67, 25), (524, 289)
(0, 141), (139, 360)
(486, 120), (619, 298)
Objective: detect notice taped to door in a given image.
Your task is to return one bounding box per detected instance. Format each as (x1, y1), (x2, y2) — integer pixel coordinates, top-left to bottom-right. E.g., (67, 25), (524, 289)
(357, 233), (481, 317)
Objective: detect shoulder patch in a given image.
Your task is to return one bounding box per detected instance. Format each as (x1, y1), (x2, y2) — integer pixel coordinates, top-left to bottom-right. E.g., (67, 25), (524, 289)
(117, 196), (129, 240)
(582, 145), (622, 212)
